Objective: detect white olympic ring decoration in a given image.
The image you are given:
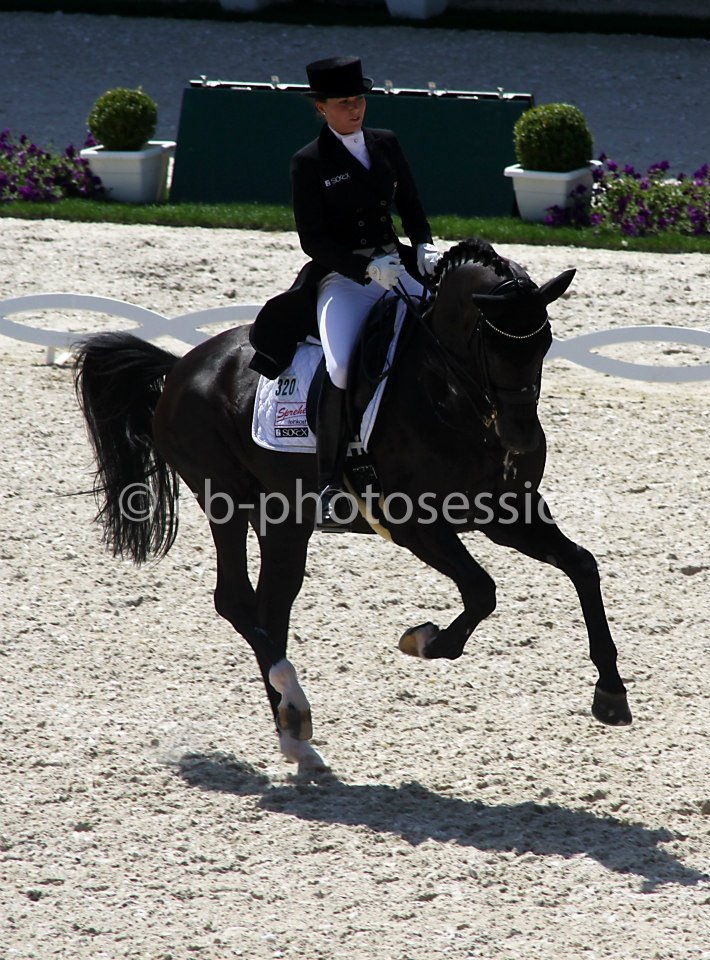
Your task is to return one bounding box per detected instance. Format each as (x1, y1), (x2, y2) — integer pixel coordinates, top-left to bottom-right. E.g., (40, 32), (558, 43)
(1, 292), (709, 382)
(547, 324), (710, 382)
(0, 293), (260, 350)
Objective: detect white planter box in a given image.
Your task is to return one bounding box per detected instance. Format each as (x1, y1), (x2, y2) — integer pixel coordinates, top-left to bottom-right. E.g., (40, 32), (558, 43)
(504, 161), (600, 222)
(385, 0), (448, 18)
(80, 140), (176, 204)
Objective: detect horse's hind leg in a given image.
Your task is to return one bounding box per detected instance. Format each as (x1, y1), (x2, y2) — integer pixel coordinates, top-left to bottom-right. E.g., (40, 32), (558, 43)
(208, 506), (282, 713)
(484, 493), (632, 727)
(252, 513), (328, 771)
(204, 494), (320, 770)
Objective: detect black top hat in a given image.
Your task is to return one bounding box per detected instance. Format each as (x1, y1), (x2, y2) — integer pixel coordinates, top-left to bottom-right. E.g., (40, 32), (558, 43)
(305, 56), (373, 99)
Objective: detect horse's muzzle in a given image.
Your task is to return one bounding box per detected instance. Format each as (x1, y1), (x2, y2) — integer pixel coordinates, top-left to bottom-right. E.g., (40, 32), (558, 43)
(494, 410), (543, 454)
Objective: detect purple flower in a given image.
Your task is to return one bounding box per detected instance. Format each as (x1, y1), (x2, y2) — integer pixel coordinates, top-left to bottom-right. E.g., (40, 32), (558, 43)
(0, 128), (106, 202)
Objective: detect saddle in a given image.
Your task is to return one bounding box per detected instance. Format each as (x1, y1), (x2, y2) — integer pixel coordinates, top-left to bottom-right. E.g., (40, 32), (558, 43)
(252, 293), (408, 444)
(305, 293), (403, 436)
(251, 294), (417, 532)
(249, 261), (326, 380)
(249, 243), (421, 380)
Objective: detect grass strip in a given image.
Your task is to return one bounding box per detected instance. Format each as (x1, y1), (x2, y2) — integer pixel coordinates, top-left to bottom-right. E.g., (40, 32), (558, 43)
(2, 199), (710, 254)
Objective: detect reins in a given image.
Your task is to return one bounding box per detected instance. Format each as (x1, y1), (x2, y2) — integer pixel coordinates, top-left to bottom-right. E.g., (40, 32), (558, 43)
(393, 261), (549, 434)
(394, 279), (498, 429)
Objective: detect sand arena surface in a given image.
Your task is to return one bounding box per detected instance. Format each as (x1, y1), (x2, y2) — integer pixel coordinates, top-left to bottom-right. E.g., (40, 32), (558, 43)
(0, 219), (709, 958)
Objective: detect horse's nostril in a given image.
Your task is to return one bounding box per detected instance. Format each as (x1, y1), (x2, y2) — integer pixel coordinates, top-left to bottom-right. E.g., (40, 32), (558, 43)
(498, 426), (541, 455)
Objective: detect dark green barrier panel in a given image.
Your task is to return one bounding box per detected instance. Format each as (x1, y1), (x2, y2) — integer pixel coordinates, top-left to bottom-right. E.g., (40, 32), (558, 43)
(170, 82), (532, 217)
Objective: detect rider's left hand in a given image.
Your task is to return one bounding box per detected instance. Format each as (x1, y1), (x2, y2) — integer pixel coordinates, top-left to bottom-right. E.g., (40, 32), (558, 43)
(417, 242), (442, 277)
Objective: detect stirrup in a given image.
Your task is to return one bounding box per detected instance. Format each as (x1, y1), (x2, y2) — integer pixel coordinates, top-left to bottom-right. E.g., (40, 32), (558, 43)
(315, 485), (353, 533)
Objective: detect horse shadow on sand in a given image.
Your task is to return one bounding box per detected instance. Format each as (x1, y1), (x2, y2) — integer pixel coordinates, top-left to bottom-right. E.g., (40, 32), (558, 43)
(176, 751), (708, 894)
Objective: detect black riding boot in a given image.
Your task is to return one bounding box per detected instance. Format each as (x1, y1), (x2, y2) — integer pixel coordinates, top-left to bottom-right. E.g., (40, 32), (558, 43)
(315, 376), (349, 532)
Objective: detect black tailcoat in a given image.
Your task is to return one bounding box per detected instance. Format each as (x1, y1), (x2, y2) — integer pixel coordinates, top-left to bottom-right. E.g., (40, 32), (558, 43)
(249, 124), (433, 378)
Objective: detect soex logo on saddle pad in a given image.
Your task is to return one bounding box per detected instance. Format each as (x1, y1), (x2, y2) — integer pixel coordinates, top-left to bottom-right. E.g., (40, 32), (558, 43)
(324, 173), (351, 187)
(275, 401), (308, 439)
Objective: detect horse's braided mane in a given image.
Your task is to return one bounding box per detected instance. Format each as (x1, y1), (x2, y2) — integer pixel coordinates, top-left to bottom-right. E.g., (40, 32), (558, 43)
(430, 238), (509, 294)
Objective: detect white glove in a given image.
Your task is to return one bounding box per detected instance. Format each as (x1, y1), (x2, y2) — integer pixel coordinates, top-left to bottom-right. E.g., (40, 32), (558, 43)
(416, 242), (441, 276)
(366, 253), (405, 291)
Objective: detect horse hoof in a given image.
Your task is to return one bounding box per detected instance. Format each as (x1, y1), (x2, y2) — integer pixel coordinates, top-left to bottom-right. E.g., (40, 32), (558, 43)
(279, 733), (330, 773)
(278, 704), (314, 741)
(592, 687), (632, 726)
(399, 621), (439, 658)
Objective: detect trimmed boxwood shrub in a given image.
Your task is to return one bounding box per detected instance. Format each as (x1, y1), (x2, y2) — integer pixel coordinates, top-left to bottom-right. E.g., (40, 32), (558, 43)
(514, 102), (593, 172)
(87, 88), (157, 151)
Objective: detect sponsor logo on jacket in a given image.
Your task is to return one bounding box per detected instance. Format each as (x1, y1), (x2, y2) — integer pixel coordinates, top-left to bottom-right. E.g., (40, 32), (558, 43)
(324, 173), (351, 187)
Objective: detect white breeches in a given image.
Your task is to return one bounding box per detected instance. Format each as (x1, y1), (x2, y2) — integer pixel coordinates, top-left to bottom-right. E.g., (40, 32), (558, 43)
(317, 269), (424, 389)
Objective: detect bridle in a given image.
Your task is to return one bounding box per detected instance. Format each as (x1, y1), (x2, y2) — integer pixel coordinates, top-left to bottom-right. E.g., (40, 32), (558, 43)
(480, 277), (551, 341)
(472, 274), (550, 415)
(395, 268), (550, 432)
(395, 281), (498, 428)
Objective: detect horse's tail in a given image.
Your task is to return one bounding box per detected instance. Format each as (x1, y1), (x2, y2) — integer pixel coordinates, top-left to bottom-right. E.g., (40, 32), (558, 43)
(73, 332), (180, 565)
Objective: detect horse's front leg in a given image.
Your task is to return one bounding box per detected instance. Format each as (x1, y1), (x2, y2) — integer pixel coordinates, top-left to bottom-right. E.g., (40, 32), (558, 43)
(391, 519), (497, 661)
(484, 493), (632, 727)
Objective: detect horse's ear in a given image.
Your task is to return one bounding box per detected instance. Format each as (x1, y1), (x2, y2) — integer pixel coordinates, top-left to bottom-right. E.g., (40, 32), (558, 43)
(537, 268), (576, 305)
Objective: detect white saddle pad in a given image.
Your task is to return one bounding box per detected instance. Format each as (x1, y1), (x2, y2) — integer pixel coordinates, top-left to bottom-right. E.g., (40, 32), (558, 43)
(252, 300), (406, 454)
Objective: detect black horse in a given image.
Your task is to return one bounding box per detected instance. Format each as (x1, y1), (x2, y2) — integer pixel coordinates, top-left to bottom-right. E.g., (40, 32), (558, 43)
(74, 239), (632, 771)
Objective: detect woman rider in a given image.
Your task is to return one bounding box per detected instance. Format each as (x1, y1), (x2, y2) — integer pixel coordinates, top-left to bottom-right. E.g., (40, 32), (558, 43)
(250, 56), (440, 529)
(294, 56), (441, 529)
